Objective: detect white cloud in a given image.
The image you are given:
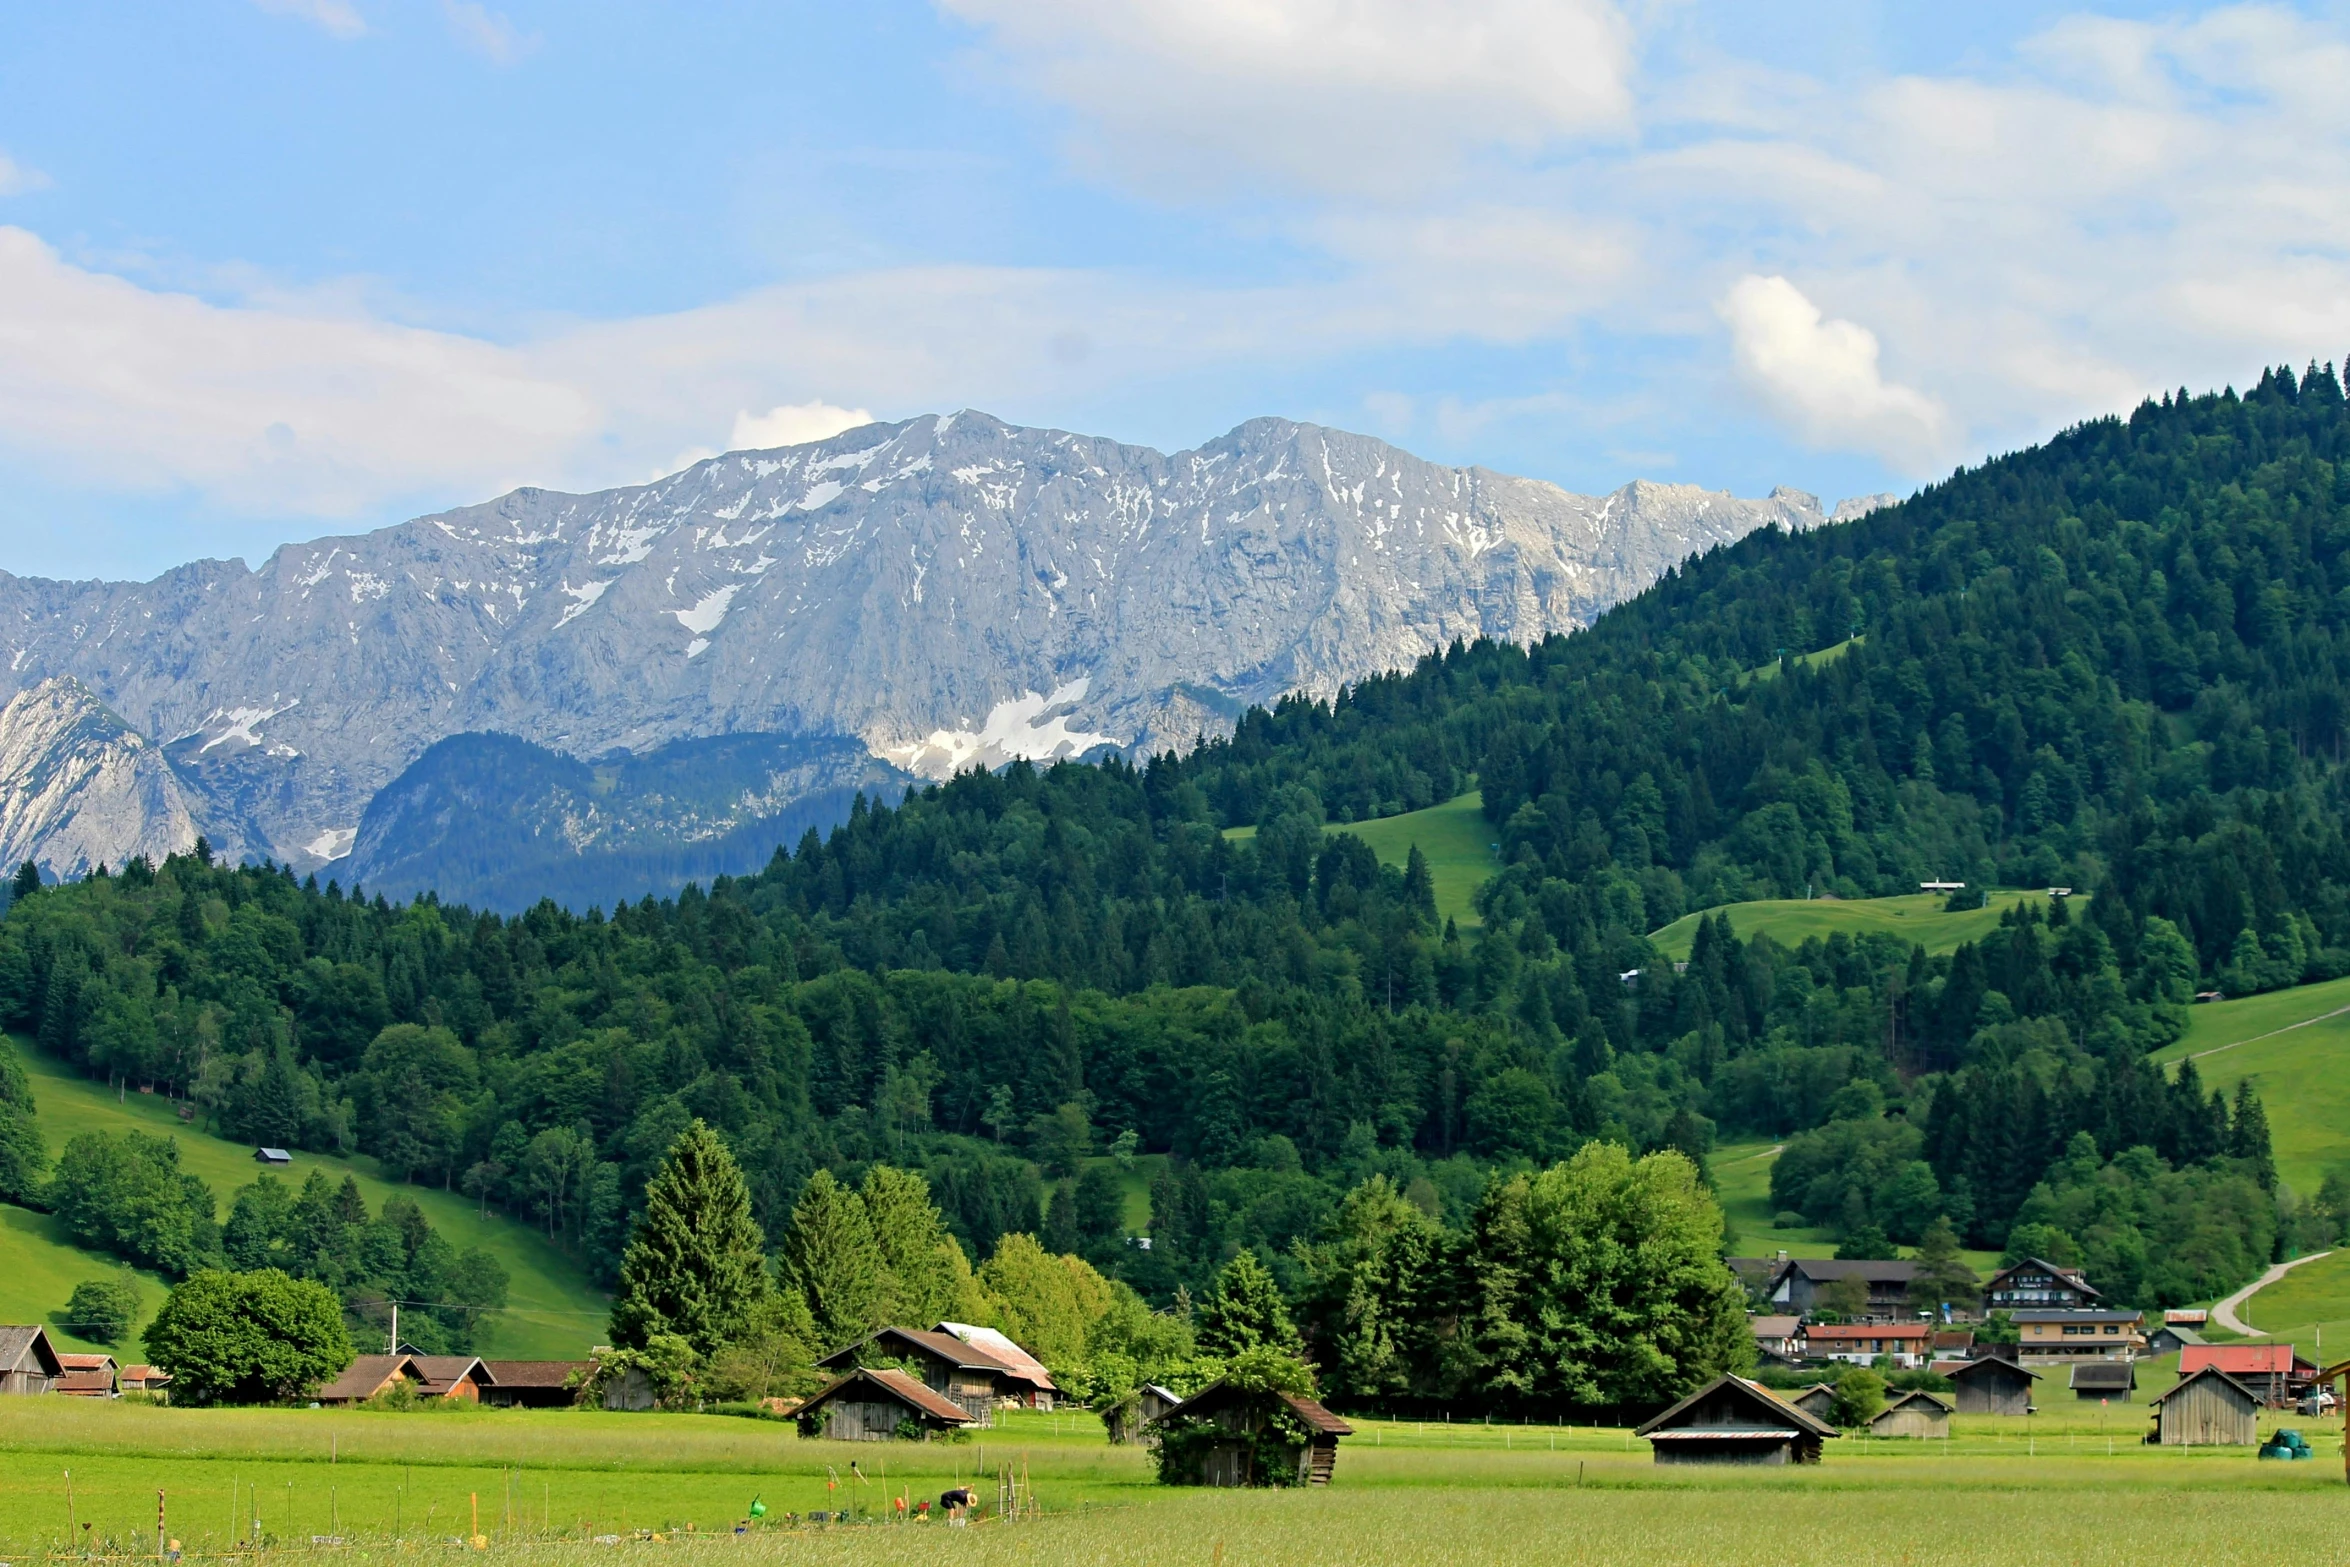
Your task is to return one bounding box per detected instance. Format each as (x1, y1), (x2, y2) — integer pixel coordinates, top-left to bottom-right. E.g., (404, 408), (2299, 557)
(731, 402), (873, 450)
(0, 154), (50, 197)
(937, 0), (1634, 193)
(1721, 276), (1951, 472)
(252, 0), (366, 40)
(442, 0), (539, 65)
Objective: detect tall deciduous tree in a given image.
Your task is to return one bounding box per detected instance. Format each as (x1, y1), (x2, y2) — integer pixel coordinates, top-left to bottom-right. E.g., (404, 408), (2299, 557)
(145, 1268), (351, 1404)
(778, 1168), (882, 1350)
(1470, 1143), (1750, 1406)
(611, 1120), (769, 1356)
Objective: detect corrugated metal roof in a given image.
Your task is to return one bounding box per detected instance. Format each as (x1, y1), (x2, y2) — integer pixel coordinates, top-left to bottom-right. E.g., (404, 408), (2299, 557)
(2181, 1344), (2294, 1375)
(936, 1323), (1058, 1390)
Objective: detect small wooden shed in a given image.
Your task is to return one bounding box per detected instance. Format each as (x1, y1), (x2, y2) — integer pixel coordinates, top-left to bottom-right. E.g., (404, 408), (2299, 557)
(1949, 1355), (2038, 1415)
(1790, 1384), (1839, 1423)
(2151, 1365), (2259, 1447)
(1154, 1380), (1354, 1485)
(2070, 1361), (2135, 1402)
(1104, 1382), (1184, 1445)
(795, 1367), (981, 1441)
(0, 1326), (63, 1395)
(1634, 1375), (1838, 1465)
(1869, 1389), (1951, 1438)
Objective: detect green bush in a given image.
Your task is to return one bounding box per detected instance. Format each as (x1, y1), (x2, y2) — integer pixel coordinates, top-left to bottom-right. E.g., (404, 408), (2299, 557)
(57, 1275), (141, 1344)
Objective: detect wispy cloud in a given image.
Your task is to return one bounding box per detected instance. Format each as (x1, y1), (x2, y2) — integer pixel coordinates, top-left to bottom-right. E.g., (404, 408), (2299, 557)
(252, 0), (365, 40)
(442, 0), (539, 65)
(0, 153), (50, 197)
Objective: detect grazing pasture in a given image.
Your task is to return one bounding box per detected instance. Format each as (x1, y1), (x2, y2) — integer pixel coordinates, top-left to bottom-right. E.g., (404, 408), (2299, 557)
(2151, 977), (2350, 1199)
(1225, 792), (1502, 926)
(0, 1399), (2343, 1565)
(1648, 891), (2076, 962)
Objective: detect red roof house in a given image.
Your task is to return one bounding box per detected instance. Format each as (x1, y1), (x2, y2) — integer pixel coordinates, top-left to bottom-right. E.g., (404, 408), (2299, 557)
(2179, 1344), (2298, 1407)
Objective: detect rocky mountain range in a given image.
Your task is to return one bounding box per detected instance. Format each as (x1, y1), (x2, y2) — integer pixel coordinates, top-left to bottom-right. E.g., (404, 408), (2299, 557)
(0, 411), (1885, 901)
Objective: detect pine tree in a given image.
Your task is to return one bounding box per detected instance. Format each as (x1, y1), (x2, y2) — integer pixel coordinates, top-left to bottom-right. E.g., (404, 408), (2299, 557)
(9, 861), (39, 902)
(859, 1164), (973, 1328)
(1906, 1214), (1979, 1314)
(2228, 1079), (2277, 1191)
(610, 1120), (769, 1356)
(779, 1168), (883, 1350)
(1195, 1250), (1302, 1357)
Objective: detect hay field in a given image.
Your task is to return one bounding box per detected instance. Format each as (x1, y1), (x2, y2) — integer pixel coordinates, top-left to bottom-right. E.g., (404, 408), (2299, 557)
(1648, 891), (2076, 962)
(1, 1399), (2343, 1565)
(1225, 793), (1502, 927)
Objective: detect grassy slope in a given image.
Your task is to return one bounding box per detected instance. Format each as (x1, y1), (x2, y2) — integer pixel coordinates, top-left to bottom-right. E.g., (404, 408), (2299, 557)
(4, 1035), (607, 1358)
(2149, 975), (2350, 1199)
(1712, 1139), (2002, 1274)
(0, 1204), (170, 1354)
(1226, 791), (1504, 927)
(1650, 891), (2079, 962)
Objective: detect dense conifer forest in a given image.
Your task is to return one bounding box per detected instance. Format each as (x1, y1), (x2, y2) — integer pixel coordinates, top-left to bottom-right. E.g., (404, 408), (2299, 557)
(8, 366), (2350, 1404)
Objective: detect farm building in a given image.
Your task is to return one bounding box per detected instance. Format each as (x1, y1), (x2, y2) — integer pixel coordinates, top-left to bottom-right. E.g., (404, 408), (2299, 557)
(936, 1322), (1059, 1409)
(1931, 1329), (1975, 1356)
(1748, 1316), (1801, 1360)
(796, 1367), (981, 1441)
(1790, 1384), (1839, 1423)
(118, 1364), (169, 1398)
(2146, 1323), (2204, 1358)
(478, 1361), (589, 1408)
(315, 1353), (487, 1406)
(2180, 1344), (2299, 1408)
(1869, 1390), (1951, 1438)
(1765, 1258), (1922, 1316)
(1798, 1322), (1933, 1367)
(2070, 1361), (2135, 1401)
(1949, 1355), (2038, 1415)
(1152, 1379), (1354, 1485)
(1986, 1258), (2098, 1311)
(56, 1354), (117, 1398)
(0, 1326), (62, 1395)
(1104, 1383), (1184, 1445)
(2012, 1309), (2143, 1360)
(2151, 1366), (2260, 1446)
(817, 1326), (1046, 1422)
(1635, 1375), (1837, 1465)
(252, 1147), (293, 1166)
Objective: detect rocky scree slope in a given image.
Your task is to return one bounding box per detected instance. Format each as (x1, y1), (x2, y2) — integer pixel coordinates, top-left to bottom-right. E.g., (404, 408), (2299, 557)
(0, 412), (1844, 878)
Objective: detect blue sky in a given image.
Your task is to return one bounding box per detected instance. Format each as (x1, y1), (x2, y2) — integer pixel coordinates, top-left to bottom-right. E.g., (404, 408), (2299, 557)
(4, 0), (2349, 578)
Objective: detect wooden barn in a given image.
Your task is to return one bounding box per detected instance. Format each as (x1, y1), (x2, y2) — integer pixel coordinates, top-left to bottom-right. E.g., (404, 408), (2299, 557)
(1634, 1375), (1837, 1465)
(2070, 1361), (2135, 1402)
(1869, 1389), (1951, 1439)
(1154, 1380), (1354, 1485)
(2151, 1365), (2259, 1446)
(1104, 1383), (1184, 1445)
(56, 1353), (118, 1398)
(1949, 1355), (2038, 1416)
(0, 1326), (62, 1395)
(1790, 1384), (1839, 1423)
(817, 1326), (1040, 1423)
(795, 1367), (980, 1441)
(478, 1361), (591, 1408)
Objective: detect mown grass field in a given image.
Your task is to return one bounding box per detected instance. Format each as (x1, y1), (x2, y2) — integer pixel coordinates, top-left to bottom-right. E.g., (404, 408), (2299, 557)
(1649, 891), (2078, 962)
(0, 1399), (2343, 1565)
(1226, 792), (1502, 927)
(1, 1034), (608, 1359)
(2150, 976), (2350, 1200)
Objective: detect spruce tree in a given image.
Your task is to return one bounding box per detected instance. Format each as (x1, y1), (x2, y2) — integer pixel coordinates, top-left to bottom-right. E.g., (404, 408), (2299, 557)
(1906, 1215), (1979, 1314)
(1195, 1250), (1302, 1357)
(2228, 1079), (2277, 1191)
(858, 1164), (972, 1328)
(779, 1168), (883, 1349)
(610, 1120), (769, 1356)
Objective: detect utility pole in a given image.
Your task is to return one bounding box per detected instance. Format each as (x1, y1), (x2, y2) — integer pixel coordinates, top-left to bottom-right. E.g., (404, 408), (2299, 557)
(389, 1301), (399, 1354)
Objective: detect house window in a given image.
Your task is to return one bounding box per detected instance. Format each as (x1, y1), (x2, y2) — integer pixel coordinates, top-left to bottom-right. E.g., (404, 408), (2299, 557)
(2104, 1325), (2119, 1334)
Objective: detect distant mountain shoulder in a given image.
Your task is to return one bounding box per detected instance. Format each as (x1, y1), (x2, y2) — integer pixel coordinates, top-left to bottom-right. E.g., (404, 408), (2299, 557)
(0, 412), (1853, 897)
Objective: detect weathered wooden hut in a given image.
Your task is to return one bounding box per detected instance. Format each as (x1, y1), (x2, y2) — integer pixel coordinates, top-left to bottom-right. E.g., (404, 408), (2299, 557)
(1154, 1380), (1353, 1485)
(315, 1354), (425, 1406)
(1949, 1355), (2038, 1415)
(0, 1326), (62, 1395)
(1868, 1389), (1951, 1438)
(2150, 1365), (2259, 1446)
(1790, 1384), (1839, 1423)
(795, 1367), (981, 1441)
(56, 1353), (119, 1398)
(1104, 1383), (1184, 1445)
(1634, 1375), (1837, 1465)
(2069, 1361), (2135, 1402)
(816, 1326), (1039, 1422)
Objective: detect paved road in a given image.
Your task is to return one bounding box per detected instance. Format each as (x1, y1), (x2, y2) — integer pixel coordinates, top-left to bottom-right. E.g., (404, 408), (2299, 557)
(2211, 1250), (2335, 1335)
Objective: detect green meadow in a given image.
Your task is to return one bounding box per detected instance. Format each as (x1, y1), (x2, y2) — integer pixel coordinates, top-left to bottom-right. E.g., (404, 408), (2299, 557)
(0, 1399), (2343, 1566)
(1226, 792), (1503, 927)
(1649, 890), (2078, 962)
(2152, 976), (2350, 1198)
(0, 1034), (608, 1359)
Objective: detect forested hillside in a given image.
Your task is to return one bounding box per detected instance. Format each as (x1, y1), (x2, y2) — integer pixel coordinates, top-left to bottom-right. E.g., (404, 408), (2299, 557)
(6, 368), (2350, 1396)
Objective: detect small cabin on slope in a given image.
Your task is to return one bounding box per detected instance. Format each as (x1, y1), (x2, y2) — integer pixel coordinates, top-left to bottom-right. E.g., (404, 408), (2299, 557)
(1154, 1380), (1354, 1486)
(1869, 1389), (1951, 1439)
(1634, 1375), (1837, 1465)
(2151, 1365), (2259, 1446)
(795, 1367), (980, 1441)
(1948, 1355), (2037, 1416)
(2070, 1361), (2135, 1402)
